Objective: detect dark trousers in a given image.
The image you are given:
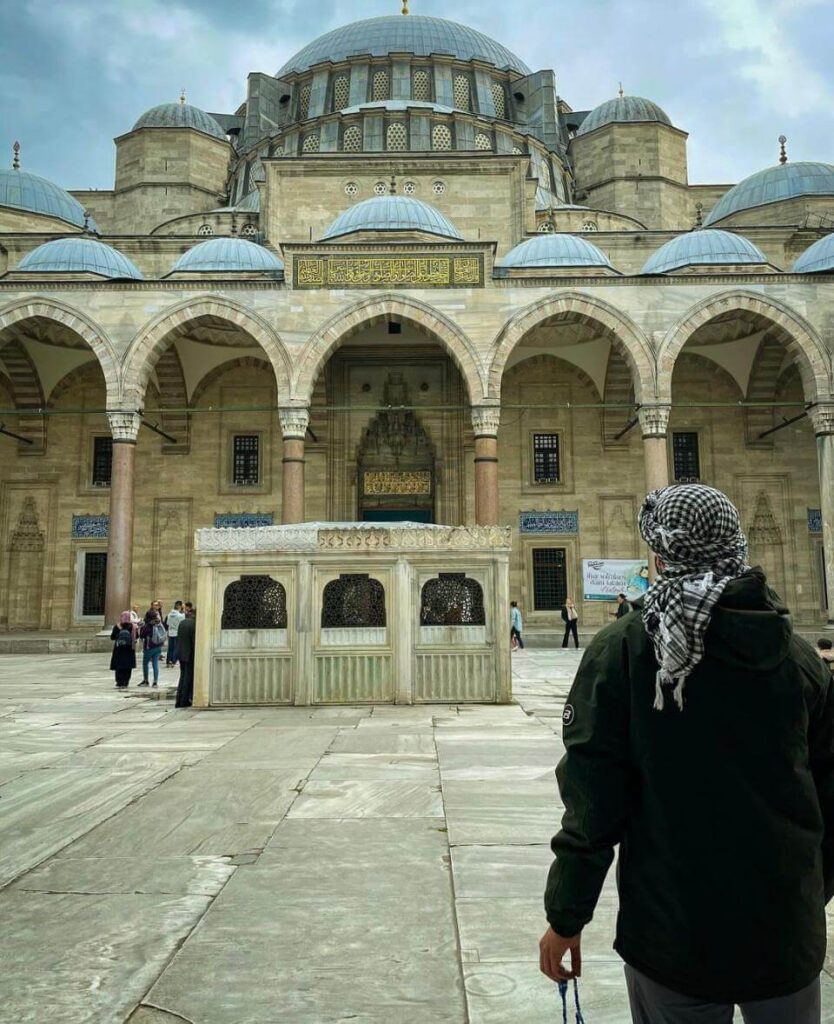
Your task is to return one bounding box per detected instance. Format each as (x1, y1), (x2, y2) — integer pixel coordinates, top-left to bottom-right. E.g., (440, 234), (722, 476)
(562, 619), (579, 648)
(510, 627), (524, 649)
(175, 659), (194, 708)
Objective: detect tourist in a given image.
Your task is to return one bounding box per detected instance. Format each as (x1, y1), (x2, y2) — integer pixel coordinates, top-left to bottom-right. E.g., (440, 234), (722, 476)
(561, 598), (579, 648)
(138, 609), (166, 687)
(510, 600), (524, 650)
(175, 605), (196, 708)
(166, 600), (185, 667)
(109, 611), (137, 689)
(539, 484), (833, 1023)
(129, 605), (141, 628)
(817, 637), (834, 672)
(614, 593), (630, 619)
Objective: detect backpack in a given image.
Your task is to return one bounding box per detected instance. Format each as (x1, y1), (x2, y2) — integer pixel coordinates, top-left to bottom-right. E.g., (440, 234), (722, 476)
(115, 628), (132, 648)
(151, 622), (167, 647)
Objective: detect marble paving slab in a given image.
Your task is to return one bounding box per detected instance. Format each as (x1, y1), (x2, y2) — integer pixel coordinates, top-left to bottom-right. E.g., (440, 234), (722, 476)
(288, 779), (444, 818)
(11, 855), (235, 896)
(450, 844), (618, 901)
(329, 729), (436, 754)
(201, 726), (337, 765)
(309, 751), (439, 780)
(443, 780), (562, 846)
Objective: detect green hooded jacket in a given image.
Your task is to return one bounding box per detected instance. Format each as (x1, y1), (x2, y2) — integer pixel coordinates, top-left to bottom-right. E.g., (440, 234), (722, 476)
(545, 569), (834, 1003)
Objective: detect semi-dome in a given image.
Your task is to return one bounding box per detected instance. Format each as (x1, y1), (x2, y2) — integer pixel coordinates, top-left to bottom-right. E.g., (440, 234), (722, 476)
(132, 102), (226, 141)
(641, 229), (768, 274)
(277, 15), (531, 77)
(321, 196), (462, 241)
(577, 95), (672, 137)
(704, 162), (834, 226)
(793, 233), (834, 274)
(171, 237), (284, 274)
(0, 167), (90, 229)
(15, 238), (143, 279)
(496, 233), (613, 271)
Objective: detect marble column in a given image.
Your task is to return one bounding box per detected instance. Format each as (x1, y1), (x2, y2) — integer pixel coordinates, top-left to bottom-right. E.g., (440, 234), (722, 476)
(471, 405), (500, 526)
(809, 404), (834, 625)
(279, 407), (310, 525)
(104, 411), (141, 627)
(638, 405), (671, 580)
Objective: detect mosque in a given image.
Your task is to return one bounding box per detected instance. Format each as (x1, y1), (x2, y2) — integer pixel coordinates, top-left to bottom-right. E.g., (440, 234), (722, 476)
(1, 8), (833, 642)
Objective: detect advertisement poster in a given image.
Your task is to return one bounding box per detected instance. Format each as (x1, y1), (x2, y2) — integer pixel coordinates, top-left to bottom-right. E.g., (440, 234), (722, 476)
(582, 559), (650, 601)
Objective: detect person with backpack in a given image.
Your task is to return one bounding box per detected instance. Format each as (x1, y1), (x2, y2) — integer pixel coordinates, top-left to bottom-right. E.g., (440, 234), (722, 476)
(138, 609), (166, 687)
(109, 611), (137, 689)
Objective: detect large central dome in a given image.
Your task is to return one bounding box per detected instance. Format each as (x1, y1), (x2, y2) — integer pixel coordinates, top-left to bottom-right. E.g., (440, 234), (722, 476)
(276, 15), (531, 77)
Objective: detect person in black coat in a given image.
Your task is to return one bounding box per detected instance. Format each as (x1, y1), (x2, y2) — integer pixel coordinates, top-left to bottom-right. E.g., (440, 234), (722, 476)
(109, 611), (137, 688)
(175, 607), (196, 708)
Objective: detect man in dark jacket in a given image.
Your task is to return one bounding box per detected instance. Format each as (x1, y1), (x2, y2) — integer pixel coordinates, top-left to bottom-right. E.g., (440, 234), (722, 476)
(175, 607), (196, 708)
(539, 484), (833, 1022)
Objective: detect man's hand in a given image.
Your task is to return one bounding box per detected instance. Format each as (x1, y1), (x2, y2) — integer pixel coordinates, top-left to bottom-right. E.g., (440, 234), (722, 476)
(539, 926), (581, 982)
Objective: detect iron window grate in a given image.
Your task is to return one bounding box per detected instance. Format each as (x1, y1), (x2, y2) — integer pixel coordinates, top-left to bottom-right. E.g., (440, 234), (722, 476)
(82, 552), (107, 616)
(533, 433), (560, 483)
(532, 548), (567, 611)
(92, 436), (113, 487)
(233, 434), (260, 486)
(673, 431), (700, 481)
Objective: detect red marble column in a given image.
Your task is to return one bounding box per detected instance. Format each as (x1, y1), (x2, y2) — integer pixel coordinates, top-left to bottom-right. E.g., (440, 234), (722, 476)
(104, 411), (140, 627)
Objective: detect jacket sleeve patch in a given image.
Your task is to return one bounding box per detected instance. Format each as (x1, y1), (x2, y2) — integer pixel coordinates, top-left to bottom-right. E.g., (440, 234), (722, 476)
(562, 703), (575, 726)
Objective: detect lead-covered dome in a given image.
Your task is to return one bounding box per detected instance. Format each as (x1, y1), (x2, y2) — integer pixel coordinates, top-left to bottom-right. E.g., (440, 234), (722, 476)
(15, 238), (143, 279)
(321, 196), (462, 240)
(0, 167), (90, 229)
(641, 229), (768, 274)
(171, 237), (284, 275)
(277, 15), (531, 77)
(132, 102), (226, 141)
(496, 234), (613, 271)
(577, 95), (672, 137)
(793, 233), (834, 274)
(704, 162), (834, 226)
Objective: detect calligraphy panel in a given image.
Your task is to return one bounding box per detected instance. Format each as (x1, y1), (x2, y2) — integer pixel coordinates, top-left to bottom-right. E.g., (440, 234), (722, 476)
(364, 471), (432, 495)
(293, 254), (484, 288)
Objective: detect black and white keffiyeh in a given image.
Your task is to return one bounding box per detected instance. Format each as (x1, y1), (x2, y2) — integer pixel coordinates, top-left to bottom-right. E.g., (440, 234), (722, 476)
(638, 484), (749, 711)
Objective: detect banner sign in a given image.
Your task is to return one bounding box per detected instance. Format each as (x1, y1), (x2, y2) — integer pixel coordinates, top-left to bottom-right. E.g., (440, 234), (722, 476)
(582, 558), (650, 601)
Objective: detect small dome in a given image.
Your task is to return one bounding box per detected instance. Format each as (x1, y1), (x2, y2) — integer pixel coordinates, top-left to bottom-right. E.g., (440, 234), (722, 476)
(793, 233), (834, 274)
(321, 196), (462, 241)
(704, 162), (834, 226)
(0, 167), (90, 229)
(277, 15), (530, 77)
(641, 229), (768, 274)
(132, 102), (226, 141)
(577, 95), (672, 137)
(171, 237), (283, 274)
(15, 238), (143, 278)
(497, 233), (613, 270)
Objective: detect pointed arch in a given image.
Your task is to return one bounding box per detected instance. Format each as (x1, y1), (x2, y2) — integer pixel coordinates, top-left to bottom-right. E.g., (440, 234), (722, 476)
(502, 352), (602, 402)
(486, 291), (655, 404)
(293, 293), (484, 404)
(657, 290), (830, 404)
(189, 356), (272, 409)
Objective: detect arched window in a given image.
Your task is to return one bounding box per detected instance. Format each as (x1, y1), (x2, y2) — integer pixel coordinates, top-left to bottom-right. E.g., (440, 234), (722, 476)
(412, 68), (431, 101)
(420, 574), (485, 626)
(372, 69), (389, 101)
(197, 223), (213, 236)
(491, 81), (506, 119)
(333, 74), (350, 111)
(432, 124), (452, 151)
(582, 220), (598, 232)
(298, 82), (311, 120)
(453, 73), (471, 111)
(239, 222), (258, 238)
(302, 133), (320, 153)
(475, 132), (492, 151)
(222, 576), (287, 629)
(386, 122), (407, 151)
(322, 575), (386, 628)
(343, 125), (362, 152)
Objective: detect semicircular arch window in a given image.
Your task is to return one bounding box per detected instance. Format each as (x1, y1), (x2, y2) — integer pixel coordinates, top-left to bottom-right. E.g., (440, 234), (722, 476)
(343, 125), (362, 152)
(412, 69), (431, 101)
(453, 74), (471, 111)
(197, 223), (213, 236)
(475, 132), (492, 151)
(432, 124), (452, 151)
(239, 222), (258, 238)
(298, 82), (311, 120)
(386, 122), (407, 151)
(321, 575), (386, 628)
(372, 69), (389, 102)
(333, 75), (350, 111)
(420, 574), (485, 626)
(221, 575), (288, 630)
(491, 81), (506, 119)
(302, 133), (320, 153)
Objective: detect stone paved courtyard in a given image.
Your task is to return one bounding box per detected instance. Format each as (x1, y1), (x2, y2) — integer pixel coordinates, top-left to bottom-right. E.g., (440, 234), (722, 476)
(1, 650), (833, 1023)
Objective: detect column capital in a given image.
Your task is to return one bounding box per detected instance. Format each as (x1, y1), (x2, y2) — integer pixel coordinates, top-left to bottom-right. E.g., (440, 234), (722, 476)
(107, 410), (141, 443)
(638, 404), (671, 439)
(808, 403), (834, 437)
(279, 406), (310, 440)
(471, 404), (500, 437)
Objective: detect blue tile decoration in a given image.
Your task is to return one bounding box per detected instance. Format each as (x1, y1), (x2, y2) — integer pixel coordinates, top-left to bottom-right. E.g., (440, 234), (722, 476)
(72, 514), (109, 539)
(214, 512), (274, 529)
(519, 511), (579, 534)
(808, 508), (822, 534)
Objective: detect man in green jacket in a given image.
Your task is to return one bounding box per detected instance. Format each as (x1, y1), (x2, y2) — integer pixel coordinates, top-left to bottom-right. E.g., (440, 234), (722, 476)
(539, 484), (833, 1022)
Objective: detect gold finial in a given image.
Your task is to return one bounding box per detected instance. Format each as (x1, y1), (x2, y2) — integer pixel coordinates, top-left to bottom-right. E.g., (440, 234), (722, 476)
(401, 0), (409, 13)
(12, 140), (20, 170)
(180, 89), (186, 106)
(778, 134), (787, 165)
(618, 82), (624, 98)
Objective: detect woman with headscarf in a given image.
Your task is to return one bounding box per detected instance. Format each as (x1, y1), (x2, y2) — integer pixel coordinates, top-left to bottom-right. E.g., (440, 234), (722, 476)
(560, 597), (580, 649)
(109, 611), (137, 689)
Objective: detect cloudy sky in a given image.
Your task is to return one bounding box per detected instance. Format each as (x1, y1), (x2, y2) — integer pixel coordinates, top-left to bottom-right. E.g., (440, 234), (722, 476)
(1, 0), (832, 190)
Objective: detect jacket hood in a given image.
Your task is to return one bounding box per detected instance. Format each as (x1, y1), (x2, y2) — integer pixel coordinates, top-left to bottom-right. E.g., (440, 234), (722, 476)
(704, 568), (792, 671)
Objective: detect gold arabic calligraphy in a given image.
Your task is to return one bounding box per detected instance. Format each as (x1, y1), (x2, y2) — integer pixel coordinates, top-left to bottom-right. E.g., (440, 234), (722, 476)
(295, 255), (483, 288)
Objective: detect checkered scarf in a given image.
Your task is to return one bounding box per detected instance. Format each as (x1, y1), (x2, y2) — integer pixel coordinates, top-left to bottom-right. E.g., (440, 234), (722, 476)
(638, 484), (749, 710)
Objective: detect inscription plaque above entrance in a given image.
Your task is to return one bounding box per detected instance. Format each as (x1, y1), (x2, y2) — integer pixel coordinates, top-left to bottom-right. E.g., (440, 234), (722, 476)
(294, 254), (484, 289)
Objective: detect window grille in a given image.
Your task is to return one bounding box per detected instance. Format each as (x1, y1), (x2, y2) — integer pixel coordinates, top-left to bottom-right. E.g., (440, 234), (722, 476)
(432, 180), (446, 195)
(343, 125), (362, 152)
(673, 432), (701, 481)
(298, 82), (311, 119)
(82, 552), (107, 616)
(239, 222), (257, 238)
(453, 74), (471, 110)
(197, 224), (213, 236)
(221, 575), (287, 629)
(403, 181), (416, 195)
(412, 69), (431, 101)
(232, 434), (260, 486)
(91, 436), (112, 487)
(420, 574), (485, 626)
(475, 132), (492, 151)
(321, 575), (386, 628)
(538, 221), (554, 233)
(333, 74), (350, 111)
(491, 81), (506, 118)
(374, 181), (387, 195)
(302, 133), (320, 153)
(581, 221), (598, 232)
(533, 433), (560, 483)
(512, 145), (523, 155)
(386, 122), (407, 150)
(344, 180), (359, 196)
(532, 548), (567, 611)
(372, 69), (389, 101)
(432, 124), (452, 151)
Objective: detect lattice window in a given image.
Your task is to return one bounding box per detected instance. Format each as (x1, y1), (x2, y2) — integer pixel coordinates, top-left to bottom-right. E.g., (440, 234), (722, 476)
(453, 73), (471, 111)
(532, 548), (567, 611)
(403, 180), (416, 195)
(673, 432), (701, 481)
(82, 552), (107, 616)
(333, 74), (350, 111)
(412, 68), (431, 101)
(582, 221), (598, 232)
(321, 575), (386, 628)
(491, 81), (506, 119)
(386, 122), (407, 151)
(344, 180), (359, 196)
(91, 436), (112, 487)
(239, 222), (258, 238)
(533, 433), (560, 483)
(343, 125), (362, 152)
(221, 576), (287, 629)
(538, 221), (554, 233)
(374, 181), (387, 195)
(232, 434), (260, 486)
(420, 574), (485, 626)
(432, 179), (446, 196)
(512, 146), (523, 155)
(432, 124), (452, 150)
(302, 133), (320, 153)
(372, 69), (389, 101)
(475, 132), (492, 151)
(298, 82), (311, 119)
(197, 223), (213, 236)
